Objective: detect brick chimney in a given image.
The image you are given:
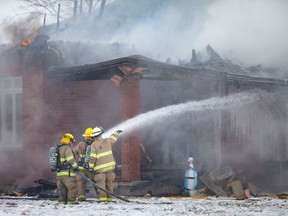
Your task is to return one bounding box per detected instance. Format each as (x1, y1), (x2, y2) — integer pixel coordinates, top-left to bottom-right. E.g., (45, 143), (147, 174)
(111, 66), (144, 181)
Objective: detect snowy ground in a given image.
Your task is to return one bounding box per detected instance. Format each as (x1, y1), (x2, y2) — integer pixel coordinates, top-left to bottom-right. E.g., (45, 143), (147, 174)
(0, 196), (287, 216)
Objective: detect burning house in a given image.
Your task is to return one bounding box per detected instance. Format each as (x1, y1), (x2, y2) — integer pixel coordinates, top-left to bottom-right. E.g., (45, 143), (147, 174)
(0, 0), (287, 198)
(0, 39), (287, 196)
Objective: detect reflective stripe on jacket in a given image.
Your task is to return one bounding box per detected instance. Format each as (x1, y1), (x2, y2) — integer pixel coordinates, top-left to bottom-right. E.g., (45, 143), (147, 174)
(56, 144), (78, 177)
(89, 132), (118, 173)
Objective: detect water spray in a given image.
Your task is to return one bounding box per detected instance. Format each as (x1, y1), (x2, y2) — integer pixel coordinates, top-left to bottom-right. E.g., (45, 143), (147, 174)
(103, 90), (267, 137)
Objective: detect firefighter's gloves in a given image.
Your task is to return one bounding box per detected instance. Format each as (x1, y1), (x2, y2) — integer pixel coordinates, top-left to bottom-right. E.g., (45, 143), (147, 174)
(116, 130), (123, 134)
(51, 168), (60, 172)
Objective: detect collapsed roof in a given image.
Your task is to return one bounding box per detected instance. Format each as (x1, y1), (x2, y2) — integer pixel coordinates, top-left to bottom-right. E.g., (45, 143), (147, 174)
(46, 46), (288, 90)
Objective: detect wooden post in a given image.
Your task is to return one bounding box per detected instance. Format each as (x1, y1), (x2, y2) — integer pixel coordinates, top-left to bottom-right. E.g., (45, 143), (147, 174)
(98, 0), (106, 19)
(57, 3), (60, 31)
(73, 0), (78, 22)
(89, 0), (93, 18)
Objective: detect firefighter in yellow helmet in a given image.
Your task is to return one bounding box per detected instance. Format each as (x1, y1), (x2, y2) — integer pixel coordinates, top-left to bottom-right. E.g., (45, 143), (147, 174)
(88, 126), (122, 202)
(73, 127), (95, 201)
(56, 133), (79, 204)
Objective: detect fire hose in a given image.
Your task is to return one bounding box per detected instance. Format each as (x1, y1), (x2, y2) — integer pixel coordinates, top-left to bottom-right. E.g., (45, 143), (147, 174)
(77, 171), (130, 203)
(76, 130), (149, 204)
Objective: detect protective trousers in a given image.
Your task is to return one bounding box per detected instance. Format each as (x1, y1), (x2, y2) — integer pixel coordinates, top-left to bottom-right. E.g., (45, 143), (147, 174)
(94, 170), (116, 201)
(56, 176), (77, 204)
(76, 169), (93, 200)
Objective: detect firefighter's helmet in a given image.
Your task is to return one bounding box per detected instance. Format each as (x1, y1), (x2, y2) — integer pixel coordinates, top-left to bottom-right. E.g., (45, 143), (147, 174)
(82, 127), (93, 137)
(91, 126), (104, 137)
(61, 133), (75, 144)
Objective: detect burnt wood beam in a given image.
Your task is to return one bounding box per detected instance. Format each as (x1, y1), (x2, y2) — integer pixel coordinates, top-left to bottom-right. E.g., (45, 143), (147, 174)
(45, 55), (288, 89)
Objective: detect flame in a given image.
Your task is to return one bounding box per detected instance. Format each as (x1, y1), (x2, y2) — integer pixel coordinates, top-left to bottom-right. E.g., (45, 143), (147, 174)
(10, 38), (32, 49)
(21, 38), (32, 47)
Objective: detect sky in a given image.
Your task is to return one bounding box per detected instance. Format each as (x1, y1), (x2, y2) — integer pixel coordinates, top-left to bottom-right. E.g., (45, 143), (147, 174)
(0, 0), (23, 43)
(0, 1), (20, 22)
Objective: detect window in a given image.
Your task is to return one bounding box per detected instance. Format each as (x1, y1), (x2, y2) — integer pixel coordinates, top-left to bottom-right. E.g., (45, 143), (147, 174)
(0, 77), (22, 147)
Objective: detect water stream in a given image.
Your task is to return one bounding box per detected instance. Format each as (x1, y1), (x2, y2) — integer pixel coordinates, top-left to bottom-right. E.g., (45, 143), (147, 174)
(104, 89), (267, 136)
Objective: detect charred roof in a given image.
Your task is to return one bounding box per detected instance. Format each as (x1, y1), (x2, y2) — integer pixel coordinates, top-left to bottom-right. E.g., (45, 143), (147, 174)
(46, 54), (288, 90)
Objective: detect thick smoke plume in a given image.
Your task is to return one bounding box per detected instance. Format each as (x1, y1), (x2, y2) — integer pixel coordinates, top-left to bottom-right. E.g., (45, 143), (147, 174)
(41, 0), (288, 72)
(2, 0), (287, 70)
(194, 0), (288, 69)
(0, 13), (41, 44)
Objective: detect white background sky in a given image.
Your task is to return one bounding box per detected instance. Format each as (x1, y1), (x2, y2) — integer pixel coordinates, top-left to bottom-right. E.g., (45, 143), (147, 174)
(0, 0), (21, 22)
(0, 0), (23, 43)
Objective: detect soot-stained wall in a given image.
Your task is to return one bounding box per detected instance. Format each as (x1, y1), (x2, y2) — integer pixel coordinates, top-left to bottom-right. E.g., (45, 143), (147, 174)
(42, 78), (122, 181)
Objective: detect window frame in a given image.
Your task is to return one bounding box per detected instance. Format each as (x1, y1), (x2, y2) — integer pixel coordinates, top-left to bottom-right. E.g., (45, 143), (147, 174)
(0, 77), (23, 148)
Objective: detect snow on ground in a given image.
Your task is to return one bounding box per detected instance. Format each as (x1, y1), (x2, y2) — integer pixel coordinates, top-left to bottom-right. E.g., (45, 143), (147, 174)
(0, 196), (287, 216)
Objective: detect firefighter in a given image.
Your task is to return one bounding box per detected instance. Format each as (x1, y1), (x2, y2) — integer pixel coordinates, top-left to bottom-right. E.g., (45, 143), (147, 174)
(56, 133), (79, 204)
(88, 126), (122, 202)
(73, 127), (95, 201)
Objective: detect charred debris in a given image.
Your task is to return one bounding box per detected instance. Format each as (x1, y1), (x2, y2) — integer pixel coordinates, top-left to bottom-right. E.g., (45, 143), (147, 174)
(1, 166), (287, 200)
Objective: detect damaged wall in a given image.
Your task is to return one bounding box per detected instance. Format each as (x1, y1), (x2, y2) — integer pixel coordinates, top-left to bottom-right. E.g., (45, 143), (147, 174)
(0, 47), (47, 186)
(138, 78), (288, 193)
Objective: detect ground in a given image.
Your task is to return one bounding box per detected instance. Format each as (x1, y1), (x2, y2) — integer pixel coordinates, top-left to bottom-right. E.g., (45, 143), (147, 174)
(0, 196), (287, 216)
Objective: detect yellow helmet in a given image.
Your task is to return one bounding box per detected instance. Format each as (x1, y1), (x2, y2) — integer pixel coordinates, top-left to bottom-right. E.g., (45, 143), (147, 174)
(61, 133), (75, 144)
(82, 127), (93, 137)
(91, 126), (104, 137)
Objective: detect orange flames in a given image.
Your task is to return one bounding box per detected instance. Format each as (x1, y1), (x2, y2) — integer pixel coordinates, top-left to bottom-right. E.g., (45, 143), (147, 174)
(21, 38), (32, 47)
(11, 38), (32, 49)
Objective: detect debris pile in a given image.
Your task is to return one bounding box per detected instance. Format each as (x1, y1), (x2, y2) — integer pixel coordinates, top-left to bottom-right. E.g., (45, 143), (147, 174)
(0, 179), (58, 200)
(198, 166), (257, 200)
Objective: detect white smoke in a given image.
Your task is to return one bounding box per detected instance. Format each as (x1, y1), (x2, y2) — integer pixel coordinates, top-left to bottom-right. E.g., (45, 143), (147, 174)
(195, 0), (288, 69)
(109, 0), (288, 70)
(2, 0), (288, 70)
